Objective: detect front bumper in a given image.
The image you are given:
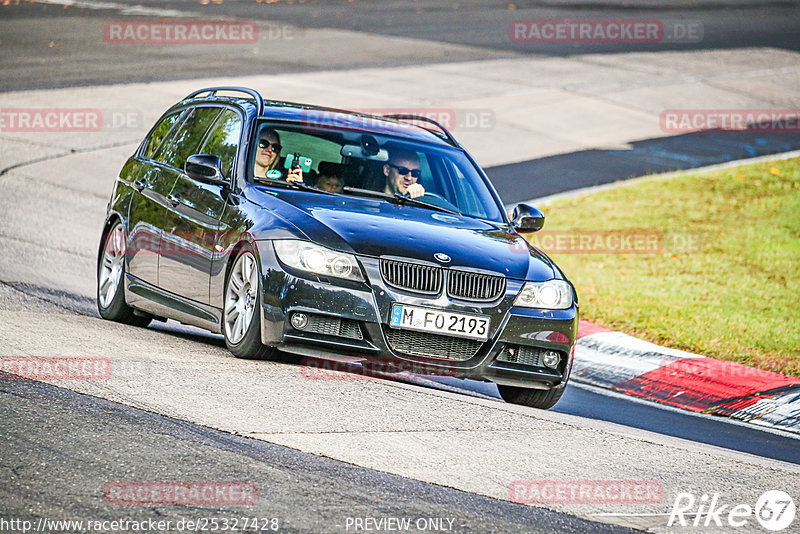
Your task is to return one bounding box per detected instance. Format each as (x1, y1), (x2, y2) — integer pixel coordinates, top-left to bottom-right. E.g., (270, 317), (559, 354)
(255, 241), (577, 389)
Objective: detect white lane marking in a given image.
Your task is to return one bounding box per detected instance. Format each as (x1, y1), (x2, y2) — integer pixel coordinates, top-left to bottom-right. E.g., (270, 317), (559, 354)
(34, 0), (192, 18)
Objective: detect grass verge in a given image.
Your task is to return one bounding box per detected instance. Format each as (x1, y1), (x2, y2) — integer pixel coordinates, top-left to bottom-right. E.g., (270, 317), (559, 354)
(527, 156), (800, 376)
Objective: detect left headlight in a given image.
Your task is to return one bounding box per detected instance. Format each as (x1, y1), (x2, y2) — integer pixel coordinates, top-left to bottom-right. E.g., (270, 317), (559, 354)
(514, 280), (573, 309)
(273, 240), (365, 282)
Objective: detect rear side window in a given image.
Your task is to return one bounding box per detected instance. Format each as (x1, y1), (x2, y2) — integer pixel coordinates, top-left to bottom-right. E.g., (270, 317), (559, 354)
(155, 107), (222, 170)
(142, 112), (181, 159)
(200, 109), (243, 178)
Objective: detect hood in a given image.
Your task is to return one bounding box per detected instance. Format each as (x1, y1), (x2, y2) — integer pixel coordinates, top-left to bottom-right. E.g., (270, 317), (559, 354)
(252, 188), (556, 281)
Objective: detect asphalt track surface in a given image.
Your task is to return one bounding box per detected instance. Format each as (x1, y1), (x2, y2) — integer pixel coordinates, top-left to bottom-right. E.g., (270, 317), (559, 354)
(3, 0), (800, 91)
(2, 377), (630, 533)
(489, 131), (800, 204)
(8, 281), (800, 464)
(3, 1), (800, 532)
(423, 373), (800, 465)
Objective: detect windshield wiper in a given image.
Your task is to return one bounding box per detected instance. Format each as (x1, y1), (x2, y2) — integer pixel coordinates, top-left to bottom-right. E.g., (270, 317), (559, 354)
(254, 178), (333, 195)
(342, 187), (460, 215)
(396, 194), (460, 215)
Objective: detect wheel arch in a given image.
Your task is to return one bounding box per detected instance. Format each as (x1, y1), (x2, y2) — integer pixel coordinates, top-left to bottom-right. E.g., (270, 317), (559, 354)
(97, 212), (126, 266)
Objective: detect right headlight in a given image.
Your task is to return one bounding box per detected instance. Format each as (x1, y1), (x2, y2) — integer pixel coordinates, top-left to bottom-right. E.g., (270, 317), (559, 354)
(514, 280), (573, 309)
(273, 240), (365, 282)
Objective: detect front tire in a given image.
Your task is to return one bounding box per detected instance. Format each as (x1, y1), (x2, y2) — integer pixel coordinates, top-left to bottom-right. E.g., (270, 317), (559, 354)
(223, 247), (275, 360)
(97, 221), (151, 327)
(497, 384), (565, 410)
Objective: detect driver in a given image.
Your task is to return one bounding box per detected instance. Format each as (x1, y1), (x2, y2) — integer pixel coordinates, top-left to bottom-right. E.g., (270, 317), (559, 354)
(382, 149), (425, 199)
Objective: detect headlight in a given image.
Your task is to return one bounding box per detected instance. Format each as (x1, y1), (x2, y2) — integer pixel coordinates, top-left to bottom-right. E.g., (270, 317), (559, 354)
(273, 240), (364, 282)
(515, 280), (573, 309)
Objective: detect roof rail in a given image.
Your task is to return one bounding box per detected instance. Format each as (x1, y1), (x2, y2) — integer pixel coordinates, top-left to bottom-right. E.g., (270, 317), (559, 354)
(380, 113), (459, 146)
(183, 87), (264, 115)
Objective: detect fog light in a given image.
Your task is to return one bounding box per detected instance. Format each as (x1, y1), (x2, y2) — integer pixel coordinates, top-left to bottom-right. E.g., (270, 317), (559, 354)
(291, 312), (308, 330)
(542, 350), (560, 369)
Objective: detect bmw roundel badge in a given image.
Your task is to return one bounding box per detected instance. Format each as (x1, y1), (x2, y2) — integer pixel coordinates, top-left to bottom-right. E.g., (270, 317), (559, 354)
(434, 253), (451, 263)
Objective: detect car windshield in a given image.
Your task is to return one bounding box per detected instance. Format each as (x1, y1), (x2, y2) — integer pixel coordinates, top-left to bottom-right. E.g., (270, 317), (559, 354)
(250, 121), (505, 222)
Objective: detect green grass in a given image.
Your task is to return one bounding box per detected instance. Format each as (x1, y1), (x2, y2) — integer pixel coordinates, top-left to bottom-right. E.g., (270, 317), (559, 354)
(531, 157), (800, 376)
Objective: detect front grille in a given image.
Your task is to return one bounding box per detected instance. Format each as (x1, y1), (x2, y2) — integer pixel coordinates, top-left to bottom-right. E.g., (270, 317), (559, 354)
(305, 314), (363, 340)
(380, 259), (442, 295)
(384, 327), (482, 361)
(448, 270), (506, 301)
(497, 345), (543, 366)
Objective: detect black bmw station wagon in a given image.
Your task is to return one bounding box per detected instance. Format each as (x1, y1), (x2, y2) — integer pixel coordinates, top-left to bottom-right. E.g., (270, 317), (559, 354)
(98, 87), (578, 409)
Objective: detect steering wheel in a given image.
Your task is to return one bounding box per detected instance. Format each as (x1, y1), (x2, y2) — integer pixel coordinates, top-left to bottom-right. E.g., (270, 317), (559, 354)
(421, 192), (447, 202)
(421, 192), (459, 212)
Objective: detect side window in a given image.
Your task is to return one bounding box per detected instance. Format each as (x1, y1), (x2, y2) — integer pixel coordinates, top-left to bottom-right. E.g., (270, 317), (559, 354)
(417, 152), (435, 193)
(142, 112), (181, 159)
(154, 107), (223, 171)
(199, 109), (243, 178)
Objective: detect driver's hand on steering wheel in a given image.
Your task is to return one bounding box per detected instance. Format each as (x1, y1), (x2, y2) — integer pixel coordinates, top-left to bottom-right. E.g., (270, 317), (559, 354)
(406, 183), (425, 199)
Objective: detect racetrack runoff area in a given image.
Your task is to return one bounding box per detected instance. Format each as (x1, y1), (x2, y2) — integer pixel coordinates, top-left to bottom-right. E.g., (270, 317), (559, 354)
(2, 47), (800, 532)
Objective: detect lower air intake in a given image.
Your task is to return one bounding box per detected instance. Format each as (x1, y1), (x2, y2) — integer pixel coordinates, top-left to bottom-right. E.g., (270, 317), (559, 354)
(384, 327), (482, 361)
(305, 314), (364, 340)
(497, 345), (543, 367)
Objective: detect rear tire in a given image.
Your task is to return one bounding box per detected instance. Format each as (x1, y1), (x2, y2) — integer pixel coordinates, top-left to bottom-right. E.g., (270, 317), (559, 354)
(497, 384), (565, 410)
(223, 247), (275, 360)
(97, 221), (151, 327)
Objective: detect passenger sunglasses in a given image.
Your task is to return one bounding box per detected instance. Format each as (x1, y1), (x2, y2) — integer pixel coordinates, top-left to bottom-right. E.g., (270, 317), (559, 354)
(258, 140), (282, 151)
(388, 164), (421, 178)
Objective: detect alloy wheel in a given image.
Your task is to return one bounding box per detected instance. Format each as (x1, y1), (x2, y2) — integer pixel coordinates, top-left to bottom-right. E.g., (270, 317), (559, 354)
(98, 224), (125, 309)
(224, 252), (259, 345)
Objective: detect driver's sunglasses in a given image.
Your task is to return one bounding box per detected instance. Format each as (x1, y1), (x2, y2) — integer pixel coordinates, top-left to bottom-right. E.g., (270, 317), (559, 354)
(258, 140), (282, 151)
(389, 164), (421, 179)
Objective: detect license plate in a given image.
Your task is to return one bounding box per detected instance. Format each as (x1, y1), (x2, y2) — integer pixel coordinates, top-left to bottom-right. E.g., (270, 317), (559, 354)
(389, 303), (490, 341)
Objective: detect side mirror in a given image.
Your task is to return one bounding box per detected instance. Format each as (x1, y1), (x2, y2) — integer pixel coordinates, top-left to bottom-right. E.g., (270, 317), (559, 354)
(511, 203), (545, 232)
(185, 154), (227, 186)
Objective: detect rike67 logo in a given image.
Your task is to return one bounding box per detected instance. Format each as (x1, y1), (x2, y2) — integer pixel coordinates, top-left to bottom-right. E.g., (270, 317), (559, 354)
(669, 490), (796, 531)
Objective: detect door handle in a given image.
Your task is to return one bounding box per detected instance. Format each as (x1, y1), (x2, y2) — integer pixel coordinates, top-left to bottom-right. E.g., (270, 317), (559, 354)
(134, 180), (146, 192)
(168, 194), (180, 207)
